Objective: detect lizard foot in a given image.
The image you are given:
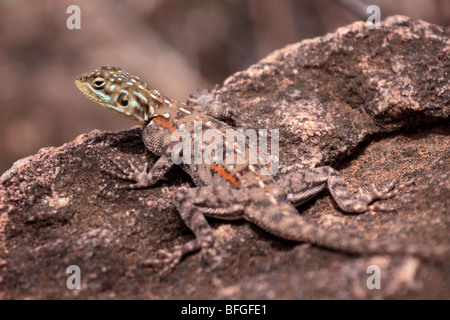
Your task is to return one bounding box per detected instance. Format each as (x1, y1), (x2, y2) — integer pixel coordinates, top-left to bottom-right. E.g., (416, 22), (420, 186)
(187, 86), (236, 124)
(187, 85), (219, 106)
(143, 247), (183, 277)
(102, 159), (154, 189)
(143, 237), (212, 276)
(366, 179), (415, 212)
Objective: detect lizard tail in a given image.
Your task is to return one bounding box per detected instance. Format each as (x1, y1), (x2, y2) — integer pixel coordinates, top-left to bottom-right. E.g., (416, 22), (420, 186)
(245, 201), (448, 260)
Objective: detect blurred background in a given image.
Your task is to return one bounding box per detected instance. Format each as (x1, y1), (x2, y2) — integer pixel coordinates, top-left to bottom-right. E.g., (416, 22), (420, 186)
(0, 0), (449, 174)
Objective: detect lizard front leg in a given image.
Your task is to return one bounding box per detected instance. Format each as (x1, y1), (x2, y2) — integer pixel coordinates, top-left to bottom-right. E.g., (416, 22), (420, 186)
(277, 166), (412, 213)
(144, 185), (246, 274)
(103, 145), (175, 190)
(187, 86), (236, 124)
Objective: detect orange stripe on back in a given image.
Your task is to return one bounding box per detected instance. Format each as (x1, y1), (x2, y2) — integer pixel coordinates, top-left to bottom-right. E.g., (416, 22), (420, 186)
(256, 147), (272, 173)
(153, 116), (177, 134)
(211, 163), (239, 187)
(153, 116), (182, 140)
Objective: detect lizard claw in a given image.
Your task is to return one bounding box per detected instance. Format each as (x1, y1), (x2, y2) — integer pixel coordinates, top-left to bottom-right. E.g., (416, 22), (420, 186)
(142, 237), (211, 276)
(187, 85), (221, 106)
(102, 160), (152, 189)
(187, 88), (214, 106)
(187, 85), (236, 124)
(367, 178), (415, 212)
(142, 247), (183, 277)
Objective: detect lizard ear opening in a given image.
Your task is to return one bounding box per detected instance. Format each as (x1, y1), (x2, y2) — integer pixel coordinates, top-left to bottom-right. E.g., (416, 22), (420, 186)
(118, 93), (129, 106)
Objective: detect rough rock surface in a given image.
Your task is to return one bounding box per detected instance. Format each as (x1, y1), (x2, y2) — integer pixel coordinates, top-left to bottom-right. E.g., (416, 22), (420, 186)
(0, 16), (448, 299)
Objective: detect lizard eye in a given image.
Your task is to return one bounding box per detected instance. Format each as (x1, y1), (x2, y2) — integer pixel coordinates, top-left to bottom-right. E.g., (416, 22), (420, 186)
(118, 93), (129, 106)
(92, 77), (106, 90)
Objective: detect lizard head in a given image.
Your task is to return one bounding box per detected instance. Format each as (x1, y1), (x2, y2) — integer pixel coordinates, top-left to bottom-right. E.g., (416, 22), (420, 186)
(76, 65), (170, 126)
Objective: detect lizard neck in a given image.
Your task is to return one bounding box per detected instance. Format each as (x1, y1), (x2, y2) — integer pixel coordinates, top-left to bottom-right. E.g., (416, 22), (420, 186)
(141, 88), (174, 126)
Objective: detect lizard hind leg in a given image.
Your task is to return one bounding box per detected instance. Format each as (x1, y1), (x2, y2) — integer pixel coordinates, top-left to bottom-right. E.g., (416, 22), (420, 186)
(327, 172), (414, 213)
(278, 166), (412, 214)
(259, 169), (446, 259)
(143, 185), (246, 275)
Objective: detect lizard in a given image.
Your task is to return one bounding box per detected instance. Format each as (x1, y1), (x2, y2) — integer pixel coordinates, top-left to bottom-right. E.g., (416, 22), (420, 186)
(75, 65), (447, 274)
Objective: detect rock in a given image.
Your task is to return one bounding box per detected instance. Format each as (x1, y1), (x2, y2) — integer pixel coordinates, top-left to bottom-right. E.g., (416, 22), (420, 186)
(0, 15), (448, 299)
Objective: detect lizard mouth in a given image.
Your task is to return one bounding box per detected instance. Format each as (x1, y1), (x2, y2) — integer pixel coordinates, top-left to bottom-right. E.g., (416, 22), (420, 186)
(75, 78), (89, 97)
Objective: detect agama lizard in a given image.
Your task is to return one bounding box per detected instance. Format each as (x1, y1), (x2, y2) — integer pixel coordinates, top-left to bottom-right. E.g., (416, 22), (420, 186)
(76, 65), (446, 273)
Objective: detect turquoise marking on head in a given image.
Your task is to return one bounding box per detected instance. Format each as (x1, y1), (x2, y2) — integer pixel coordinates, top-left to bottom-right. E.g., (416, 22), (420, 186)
(107, 103), (125, 114)
(133, 91), (148, 104)
(75, 65), (157, 126)
(94, 90), (112, 102)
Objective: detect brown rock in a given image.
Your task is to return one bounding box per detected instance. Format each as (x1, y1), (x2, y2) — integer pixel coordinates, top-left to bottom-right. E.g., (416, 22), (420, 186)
(0, 16), (448, 299)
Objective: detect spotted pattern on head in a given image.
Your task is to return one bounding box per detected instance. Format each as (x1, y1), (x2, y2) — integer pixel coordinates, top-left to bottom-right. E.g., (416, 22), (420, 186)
(75, 65), (170, 126)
